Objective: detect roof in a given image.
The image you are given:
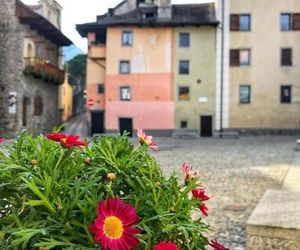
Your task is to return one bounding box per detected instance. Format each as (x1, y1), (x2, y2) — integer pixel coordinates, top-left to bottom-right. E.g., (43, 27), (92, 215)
(76, 3), (219, 38)
(16, 0), (72, 47)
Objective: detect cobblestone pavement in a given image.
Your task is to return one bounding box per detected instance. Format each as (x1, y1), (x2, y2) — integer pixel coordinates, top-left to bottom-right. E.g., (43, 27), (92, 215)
(152, 136), (297, 250)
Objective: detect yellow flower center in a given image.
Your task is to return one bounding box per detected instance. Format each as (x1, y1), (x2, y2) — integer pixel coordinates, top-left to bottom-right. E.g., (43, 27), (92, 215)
(103, 216), (124, 239)
(61, 138), (67, 144)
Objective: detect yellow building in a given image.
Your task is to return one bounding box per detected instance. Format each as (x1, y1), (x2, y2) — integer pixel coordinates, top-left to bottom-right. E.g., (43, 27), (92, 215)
(59, 72), (73, 122)
(216, 0), (300, 133)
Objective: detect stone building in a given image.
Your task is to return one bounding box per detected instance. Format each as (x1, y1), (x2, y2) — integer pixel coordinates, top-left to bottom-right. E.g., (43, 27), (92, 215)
(77, 0), (218, 136)
(0, 0), (72, 138)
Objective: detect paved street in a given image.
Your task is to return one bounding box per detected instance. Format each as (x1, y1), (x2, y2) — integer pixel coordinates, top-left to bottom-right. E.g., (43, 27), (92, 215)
(63, 113), (88, 138)
(152, 136), (299, 250)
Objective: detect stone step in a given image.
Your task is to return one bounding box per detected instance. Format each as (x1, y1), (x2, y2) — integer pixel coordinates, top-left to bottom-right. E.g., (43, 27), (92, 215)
(281, 167), (300, 192)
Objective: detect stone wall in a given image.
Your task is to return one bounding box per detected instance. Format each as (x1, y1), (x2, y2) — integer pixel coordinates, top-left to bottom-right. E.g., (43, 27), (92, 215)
(0, 0), (60, 138)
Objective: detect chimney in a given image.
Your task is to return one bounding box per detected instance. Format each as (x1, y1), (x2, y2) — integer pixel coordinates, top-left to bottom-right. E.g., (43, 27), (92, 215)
(156, 0), (171, 19)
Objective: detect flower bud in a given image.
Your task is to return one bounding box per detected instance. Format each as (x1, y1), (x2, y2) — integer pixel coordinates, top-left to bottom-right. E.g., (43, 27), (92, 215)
(31, 159), (37, 165)
(84, 157), (92, 165)
(107, 173), (116, 182)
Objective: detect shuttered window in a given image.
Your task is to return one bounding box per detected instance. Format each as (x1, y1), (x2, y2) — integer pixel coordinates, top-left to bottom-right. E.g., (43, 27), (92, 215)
(230, 14), (239, 31)
(230, 14), (250, 31)
(292, 13), (300, 30)
(230, 49), (240, 66)
(281, 13), (300, 31)
(281, 48), (292, 66)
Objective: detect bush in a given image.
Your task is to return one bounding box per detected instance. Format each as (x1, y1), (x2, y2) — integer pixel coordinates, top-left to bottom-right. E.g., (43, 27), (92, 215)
(0, 131), (221, 250)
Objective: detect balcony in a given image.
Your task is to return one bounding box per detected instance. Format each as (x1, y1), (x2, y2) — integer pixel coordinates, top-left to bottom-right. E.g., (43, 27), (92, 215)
(89, 45), (106, 59)
(23, 57), (65, 85)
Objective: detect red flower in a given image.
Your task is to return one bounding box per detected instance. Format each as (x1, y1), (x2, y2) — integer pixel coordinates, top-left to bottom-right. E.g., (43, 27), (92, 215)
(46, 133), (66, 142)
(199, 204), (209, 217)
(46, 133), (86, 148)
(209, 240), (229, 250)
(89, 198), (141, 250)
(192, 188), (210, 202)
(60, 135), (86, 148)
(154, 241), (179, 250)
(0, 138), (5, 143)
(136, 128), (158, 151)
(182, 162), (199, 182)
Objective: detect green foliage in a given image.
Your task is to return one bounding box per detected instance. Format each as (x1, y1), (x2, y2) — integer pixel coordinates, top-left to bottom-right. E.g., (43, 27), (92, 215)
(66, 54), (86, 87)
(0, 132), (211, 249)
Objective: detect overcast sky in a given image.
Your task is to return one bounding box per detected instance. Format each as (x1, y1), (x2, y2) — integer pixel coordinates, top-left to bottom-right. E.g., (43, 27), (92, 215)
(22, 0), (213, 52)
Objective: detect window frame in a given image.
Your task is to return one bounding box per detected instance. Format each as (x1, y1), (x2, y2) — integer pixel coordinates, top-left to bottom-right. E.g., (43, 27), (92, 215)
(180, 120), (188, 129)
(178, 86), (190, 101)
(119, 60), (131, 74)
(280, 13), (291, 31)
(239, 14), (251, 31)
(239, 85), (251, 104)
(122, 31), (133, 46)
(280, 85), (292, 104)
(281, 48), (293, 66)
(97, 84), (105, 94)
(179, 60), (190, 75)
(120, 86), (131, 101)
(230, 14), (251, 31)
(179, 33), (190, 47)
(239, 48), (251, 66)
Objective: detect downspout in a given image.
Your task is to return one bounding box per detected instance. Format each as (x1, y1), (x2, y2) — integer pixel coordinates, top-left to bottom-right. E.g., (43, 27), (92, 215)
(220, 0), (225, 136)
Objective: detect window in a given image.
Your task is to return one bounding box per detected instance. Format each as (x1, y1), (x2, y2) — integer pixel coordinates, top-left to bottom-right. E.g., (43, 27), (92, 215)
(281, 48), (292, 66)
(230, 14), (251, 31)
(180, 121), (188, 129)
(281, 86), (292, 103)
(239, 85), (251, 104)
(280, 13), (300, 31)
(122, 31), (132, 46)
(179, 60), (189, 74)
(98, 84), (104, 94)
(178, 87), (190, 101)
(120, 86), (131, 101)
(179, 33), (190, 47)
(240, 49), (251, 65)
(281, 14), (291, 31)
(119, 61), (130, 74)
(34, 96), (43, 116)
(230, 49), (251, 66)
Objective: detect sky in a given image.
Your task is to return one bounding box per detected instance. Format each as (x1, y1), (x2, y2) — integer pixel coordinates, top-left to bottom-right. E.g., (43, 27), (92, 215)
(22, 0), (213, 53)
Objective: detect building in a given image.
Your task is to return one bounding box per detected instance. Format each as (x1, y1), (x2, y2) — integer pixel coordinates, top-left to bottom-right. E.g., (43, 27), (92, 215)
(77, 0), (218, 136)
(216, 0), (300, 134)
(0, 0), (72, 138)
(59, 72), (73, 122)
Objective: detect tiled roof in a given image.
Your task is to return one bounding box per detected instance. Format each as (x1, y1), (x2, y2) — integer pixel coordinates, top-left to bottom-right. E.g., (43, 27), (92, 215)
(77, 3), (218, 37)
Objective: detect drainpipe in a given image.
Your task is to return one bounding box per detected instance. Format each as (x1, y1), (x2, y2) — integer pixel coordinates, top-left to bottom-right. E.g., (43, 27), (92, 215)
(220, 0), (225, 137)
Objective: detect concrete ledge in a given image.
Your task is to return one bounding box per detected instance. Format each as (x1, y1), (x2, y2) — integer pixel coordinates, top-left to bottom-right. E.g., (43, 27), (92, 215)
(247, 190), (300, 250)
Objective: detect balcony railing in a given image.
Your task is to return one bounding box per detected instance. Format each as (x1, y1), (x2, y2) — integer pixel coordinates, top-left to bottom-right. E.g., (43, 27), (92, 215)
(24, 57), (65, 85)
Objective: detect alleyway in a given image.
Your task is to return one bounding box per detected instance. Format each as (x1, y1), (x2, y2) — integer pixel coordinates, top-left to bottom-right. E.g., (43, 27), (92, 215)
(63, 113), (88, 138)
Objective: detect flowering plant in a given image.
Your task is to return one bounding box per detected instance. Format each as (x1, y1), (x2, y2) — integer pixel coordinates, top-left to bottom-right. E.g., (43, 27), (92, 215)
(0, 130), (226, 249)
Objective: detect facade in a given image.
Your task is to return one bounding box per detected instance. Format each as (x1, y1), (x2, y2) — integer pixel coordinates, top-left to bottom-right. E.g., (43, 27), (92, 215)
(217, 0), (300, 133)
(59, 73), (73, 122)
(77, 0), (218, 136)
(0, 0), (72, 138)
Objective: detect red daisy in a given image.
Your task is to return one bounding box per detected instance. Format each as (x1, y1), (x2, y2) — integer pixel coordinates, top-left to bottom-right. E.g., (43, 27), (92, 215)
(209, 240), (229, 250)
(192, 188), (210, 202)
(46, 133), (86, 148)
(0, 137), (5, 143)
(136, 128), (158, 151)
(46, 133), (67, 142)
(154, 241), (179, 250)
(60, 135), (86, 148)
(89, 198), (141, 250)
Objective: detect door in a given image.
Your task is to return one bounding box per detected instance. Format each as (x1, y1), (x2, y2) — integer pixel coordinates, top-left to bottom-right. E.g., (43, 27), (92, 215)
(200, 116), (213, 137)
(119, 118), (133, 137)
(91, 111), (104, 135)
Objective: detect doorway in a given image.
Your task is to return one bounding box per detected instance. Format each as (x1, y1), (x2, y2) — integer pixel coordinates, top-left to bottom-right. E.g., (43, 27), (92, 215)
(119, 118), (133, 137)
(200, 116), (213, 137)
(91, 111), (104, 135)
(22, 97), (30, 127)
